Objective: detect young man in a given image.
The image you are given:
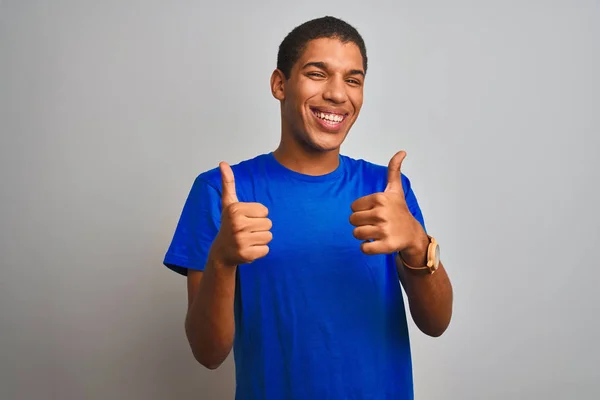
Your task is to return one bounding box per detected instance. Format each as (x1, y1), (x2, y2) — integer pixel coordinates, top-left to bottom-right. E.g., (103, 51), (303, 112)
(164, 16), (453, 400)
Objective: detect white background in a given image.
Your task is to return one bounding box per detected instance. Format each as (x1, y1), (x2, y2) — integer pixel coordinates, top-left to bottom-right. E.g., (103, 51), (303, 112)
(1, 1), (599, 399)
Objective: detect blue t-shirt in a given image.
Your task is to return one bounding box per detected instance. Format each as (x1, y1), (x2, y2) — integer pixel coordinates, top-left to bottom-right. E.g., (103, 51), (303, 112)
(164, 152), (427, 400)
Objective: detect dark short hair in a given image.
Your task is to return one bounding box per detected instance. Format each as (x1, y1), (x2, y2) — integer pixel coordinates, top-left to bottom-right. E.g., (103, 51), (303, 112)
(276, 16), (368, 79)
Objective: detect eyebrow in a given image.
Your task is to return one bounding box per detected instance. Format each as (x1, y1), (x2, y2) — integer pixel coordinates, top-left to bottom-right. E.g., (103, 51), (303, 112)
(302, 61), (365, 77)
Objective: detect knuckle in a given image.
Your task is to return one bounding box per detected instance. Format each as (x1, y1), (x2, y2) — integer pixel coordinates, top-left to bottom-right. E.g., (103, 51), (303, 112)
(239, 249), (251, 263)
(257, 245), (269, 259)
(349, 214), (357, 226)
(380, 194), (392, 206)
(373, 210), (385, 222)
(228, 203), (242, 215)
(260, 204), (269, 216)
(360, 241), (370, 254)
(230, 219), (242, 232)
(232, 233), (245, 248)
(353, 227), (363, 239)
(231, 218), (247, 233)
(381, 224), (390, 237)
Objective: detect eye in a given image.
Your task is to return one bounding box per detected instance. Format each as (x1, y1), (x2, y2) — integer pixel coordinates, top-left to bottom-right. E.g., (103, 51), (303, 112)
(307, 71), (326, 79)
(346, 78), (362, 86)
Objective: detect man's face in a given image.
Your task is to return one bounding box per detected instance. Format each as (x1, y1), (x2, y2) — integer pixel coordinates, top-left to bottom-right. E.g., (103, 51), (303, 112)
(275, 37), (365, 153)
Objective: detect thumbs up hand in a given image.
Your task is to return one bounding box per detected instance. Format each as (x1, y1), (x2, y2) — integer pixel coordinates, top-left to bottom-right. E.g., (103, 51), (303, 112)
(211, 162), (273, 267)
(349, 151), (425, 256)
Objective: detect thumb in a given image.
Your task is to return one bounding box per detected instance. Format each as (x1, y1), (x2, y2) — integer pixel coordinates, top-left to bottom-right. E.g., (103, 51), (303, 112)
(384, 150), (407, 194)
(219, 161), (238, 207)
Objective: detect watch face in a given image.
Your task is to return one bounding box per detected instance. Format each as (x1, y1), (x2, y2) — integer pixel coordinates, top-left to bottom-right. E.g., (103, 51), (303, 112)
(434, 244), (440, 266)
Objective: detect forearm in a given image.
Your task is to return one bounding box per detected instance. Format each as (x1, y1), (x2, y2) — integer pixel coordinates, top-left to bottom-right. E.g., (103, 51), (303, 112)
(396, 234), (453, 337)
(185, 251), (237, 369)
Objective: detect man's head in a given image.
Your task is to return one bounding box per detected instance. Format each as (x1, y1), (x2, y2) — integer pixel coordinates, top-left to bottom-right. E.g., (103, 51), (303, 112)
(271, 16), (368, 154)
(276, 16), (368, 80)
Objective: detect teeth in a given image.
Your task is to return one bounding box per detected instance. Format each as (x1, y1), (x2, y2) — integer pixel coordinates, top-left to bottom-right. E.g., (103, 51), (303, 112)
(316, 111), (344, 123)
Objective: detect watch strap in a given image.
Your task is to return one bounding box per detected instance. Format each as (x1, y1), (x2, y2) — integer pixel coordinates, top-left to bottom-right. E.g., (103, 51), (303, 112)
(398, 235), (439, 274)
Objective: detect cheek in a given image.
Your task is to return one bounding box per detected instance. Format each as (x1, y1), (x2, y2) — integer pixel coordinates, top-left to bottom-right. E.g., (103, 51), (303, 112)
(282, 92), (299, 118)
(351, 93), (364, 113)
(296, 81), (322, 103)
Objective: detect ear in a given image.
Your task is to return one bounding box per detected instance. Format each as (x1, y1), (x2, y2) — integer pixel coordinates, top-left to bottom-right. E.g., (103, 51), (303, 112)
(270, 69), (286, 101)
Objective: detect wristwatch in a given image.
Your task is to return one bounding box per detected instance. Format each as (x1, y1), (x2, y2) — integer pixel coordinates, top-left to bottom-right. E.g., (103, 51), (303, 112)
(398, 235), (440, 274)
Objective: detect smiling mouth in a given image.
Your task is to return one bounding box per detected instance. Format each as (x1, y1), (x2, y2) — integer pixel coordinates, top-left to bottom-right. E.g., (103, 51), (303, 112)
(310, 107), (348, 130)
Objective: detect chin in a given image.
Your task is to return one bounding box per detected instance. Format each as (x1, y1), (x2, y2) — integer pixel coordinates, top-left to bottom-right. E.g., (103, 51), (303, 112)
(289, 119), (350, 153)
(298, 131), (343, 152)
(309, 139), (346, 153)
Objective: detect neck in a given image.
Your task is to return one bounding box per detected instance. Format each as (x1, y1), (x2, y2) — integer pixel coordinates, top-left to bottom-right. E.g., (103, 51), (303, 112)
(272, 136), (340, 176)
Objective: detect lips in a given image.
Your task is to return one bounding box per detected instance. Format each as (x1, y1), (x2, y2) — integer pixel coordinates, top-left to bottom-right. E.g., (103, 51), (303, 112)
(310, 106), (348, 117)
(310, 107), (349, 132)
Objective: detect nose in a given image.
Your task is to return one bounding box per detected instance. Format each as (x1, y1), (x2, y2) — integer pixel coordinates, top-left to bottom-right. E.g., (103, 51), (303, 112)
(323, 76), (348, 104)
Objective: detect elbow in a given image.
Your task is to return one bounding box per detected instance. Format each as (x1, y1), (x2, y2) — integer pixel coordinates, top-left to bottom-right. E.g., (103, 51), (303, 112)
(415, 312), (452, 338)
(190, 344), (226, 370)
(196, 354), (223, 370)
(186, 328), (228, 370)
(421, 324), (449, 338)
(412, 300), (453, 338)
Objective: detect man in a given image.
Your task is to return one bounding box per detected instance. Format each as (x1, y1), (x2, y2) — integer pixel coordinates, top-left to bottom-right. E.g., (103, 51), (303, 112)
(164, 16), (453, 400)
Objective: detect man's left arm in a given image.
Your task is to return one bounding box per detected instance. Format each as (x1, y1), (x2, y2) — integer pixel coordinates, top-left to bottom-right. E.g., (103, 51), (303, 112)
(350, 150), (453, 338)
(396, 231), (453, 337)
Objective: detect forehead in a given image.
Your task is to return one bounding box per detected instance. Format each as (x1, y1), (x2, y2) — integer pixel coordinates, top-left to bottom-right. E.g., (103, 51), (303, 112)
(295, 38), (364, 72)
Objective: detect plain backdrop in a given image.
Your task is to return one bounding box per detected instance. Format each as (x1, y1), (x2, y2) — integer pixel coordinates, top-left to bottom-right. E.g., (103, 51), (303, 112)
(1, 1), (599, 399)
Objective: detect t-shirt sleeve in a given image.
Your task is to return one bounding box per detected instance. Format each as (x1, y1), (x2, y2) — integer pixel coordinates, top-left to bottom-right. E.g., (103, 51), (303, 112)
(163, 176), (222, 276)
(402, 174), (427, 234)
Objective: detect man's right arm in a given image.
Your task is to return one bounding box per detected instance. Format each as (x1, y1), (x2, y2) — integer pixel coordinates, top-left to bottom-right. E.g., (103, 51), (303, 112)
(183, 161), (272, 370)
(185, 251), (237, 370)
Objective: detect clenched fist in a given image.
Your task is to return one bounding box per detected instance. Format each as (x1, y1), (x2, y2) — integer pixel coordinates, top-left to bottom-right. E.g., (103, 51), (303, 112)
(210, 162), (273, 267)
(349, 151), (425, 256)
